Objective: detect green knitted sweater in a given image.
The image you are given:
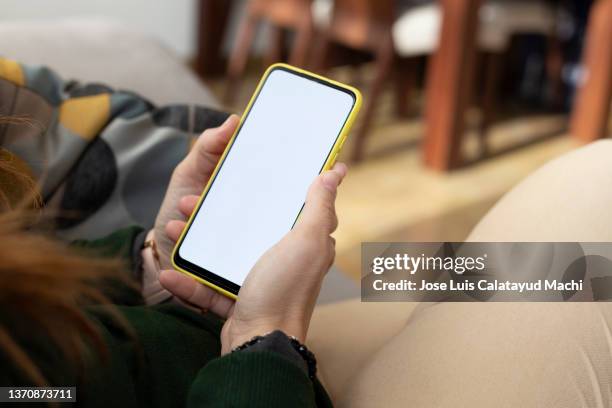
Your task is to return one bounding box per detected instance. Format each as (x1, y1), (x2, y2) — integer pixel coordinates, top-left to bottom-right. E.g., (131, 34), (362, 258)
(0, 227), (333, 407)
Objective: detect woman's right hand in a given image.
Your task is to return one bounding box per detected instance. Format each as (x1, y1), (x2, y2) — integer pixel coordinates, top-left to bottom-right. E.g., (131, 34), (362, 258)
(160, 163), (347, 354)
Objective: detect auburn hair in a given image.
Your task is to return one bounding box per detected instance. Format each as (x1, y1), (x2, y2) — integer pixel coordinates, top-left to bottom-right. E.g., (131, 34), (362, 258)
(0, 119), (130, 386)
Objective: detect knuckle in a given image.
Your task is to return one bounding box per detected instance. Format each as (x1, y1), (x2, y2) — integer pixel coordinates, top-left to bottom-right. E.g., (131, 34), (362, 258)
(330, 213), (338, 232)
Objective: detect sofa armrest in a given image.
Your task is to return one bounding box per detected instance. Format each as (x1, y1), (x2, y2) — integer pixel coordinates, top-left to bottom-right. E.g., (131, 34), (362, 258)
(0, 19), (219, 107)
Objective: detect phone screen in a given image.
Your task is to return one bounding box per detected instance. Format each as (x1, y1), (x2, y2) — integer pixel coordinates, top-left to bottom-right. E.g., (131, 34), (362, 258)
(175, 66), (357, 293)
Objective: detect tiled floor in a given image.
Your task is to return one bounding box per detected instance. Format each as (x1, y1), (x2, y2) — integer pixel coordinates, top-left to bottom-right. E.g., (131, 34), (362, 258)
(207, 66), (582, 281)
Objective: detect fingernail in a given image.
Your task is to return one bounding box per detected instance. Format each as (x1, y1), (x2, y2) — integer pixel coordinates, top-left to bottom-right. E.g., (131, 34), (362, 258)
(225, 114), (239, 126)
(336, 162), (348, 177)
(321, 172), (338, 192)
(217, 115), (233, 129)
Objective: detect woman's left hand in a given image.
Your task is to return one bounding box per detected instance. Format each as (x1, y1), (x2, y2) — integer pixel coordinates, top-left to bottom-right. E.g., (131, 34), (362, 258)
(153, 115), (239, 269)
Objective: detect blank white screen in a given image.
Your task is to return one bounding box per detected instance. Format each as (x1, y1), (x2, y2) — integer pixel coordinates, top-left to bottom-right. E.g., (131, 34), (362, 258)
(179, 68), (355, 286)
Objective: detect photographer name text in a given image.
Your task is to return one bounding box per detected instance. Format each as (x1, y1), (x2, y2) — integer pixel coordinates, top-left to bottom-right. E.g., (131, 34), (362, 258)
(372, 279), (583, 293)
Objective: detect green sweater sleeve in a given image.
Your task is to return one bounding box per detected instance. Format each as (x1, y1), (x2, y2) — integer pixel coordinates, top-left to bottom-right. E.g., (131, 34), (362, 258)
(188, 351), (333, 408)
(71, 225), (146, 275)
(87, 304), (332, 407)
(1, 302), (333, 407)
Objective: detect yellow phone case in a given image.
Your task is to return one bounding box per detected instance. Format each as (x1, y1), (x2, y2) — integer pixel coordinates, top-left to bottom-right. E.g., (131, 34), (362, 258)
(171, 63), (362, 299)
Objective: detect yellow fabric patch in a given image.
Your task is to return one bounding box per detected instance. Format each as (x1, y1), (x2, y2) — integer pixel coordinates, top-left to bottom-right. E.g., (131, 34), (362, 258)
(0, 58), (25, 86)
(59, 94), (111, 140)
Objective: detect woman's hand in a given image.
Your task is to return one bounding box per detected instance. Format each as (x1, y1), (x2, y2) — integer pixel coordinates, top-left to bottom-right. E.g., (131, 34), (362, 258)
(154, 115), (239, 269)
(159, 163), (347, 353)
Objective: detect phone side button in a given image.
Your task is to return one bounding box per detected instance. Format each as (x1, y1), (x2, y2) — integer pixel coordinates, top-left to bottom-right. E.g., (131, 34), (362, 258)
(330, 151), (339, 165)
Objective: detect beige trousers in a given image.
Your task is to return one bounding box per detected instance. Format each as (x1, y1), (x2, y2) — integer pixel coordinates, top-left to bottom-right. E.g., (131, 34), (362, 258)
(309, 141), (612, 407)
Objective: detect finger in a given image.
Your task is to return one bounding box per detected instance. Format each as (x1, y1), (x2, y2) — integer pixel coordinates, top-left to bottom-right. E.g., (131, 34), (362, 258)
(165, 220), (187, 242)
(179, 195), (200, 218)
(160, 270), (235, 317)
(198, 114), (239, 155)
(295, 163), (347, 236)
(188, 115), (240, 178)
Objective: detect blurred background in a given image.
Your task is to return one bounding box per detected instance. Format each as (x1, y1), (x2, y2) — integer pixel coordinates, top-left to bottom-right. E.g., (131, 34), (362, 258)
(1, 0), (610, 281)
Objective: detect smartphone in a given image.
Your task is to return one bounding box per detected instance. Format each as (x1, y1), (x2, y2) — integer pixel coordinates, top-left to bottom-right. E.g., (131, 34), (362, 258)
(172, 63), (361, 299)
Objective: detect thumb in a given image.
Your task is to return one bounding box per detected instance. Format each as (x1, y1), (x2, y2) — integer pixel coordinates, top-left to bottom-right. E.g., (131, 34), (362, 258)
(185, 114), (240, 179)
(295, 163), (347, 236)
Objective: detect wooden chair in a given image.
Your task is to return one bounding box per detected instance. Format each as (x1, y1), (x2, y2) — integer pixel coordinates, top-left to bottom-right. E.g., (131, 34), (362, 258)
(570, 0), (612, 143)
(312, 0), (558, 162)
(225, 0), (315, 104)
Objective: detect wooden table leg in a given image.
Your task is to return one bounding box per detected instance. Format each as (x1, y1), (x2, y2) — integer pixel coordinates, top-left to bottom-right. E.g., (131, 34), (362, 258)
(570, 0), (612, 143)
(422, 0), (482, 171)
(195, 0), (233, 78)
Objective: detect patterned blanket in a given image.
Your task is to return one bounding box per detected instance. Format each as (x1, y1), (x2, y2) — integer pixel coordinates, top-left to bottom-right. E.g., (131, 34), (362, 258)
(0, 57), (229, 240)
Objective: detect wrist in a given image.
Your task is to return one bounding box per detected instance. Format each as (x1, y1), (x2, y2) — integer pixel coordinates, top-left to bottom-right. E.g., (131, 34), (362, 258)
(223, 319), (306, 354)
(231, 330), (317, 379)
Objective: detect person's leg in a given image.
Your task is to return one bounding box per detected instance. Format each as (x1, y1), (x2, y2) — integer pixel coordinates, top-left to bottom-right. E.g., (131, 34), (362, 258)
(343, 302), (612, 408)
(468, 140), (612, 242)
(335, 141), (612, 406)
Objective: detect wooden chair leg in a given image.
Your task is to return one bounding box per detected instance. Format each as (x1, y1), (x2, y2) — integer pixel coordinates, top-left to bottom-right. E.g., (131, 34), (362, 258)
(394, 58), (416, 118)
(423, 0), (482, 171)
(265, 24), (286, 67)
(470, 50), (484, 107)
(570, 0), (612, 142)
(351, 40), (395, 162)
(311, 31), (333, 73)
(479, 52), (502, 157)
(545, 33), (564, 110)
(224, 15), (258, 105)
(195, 0), (232, 78)
(289, 25), (314, 67)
